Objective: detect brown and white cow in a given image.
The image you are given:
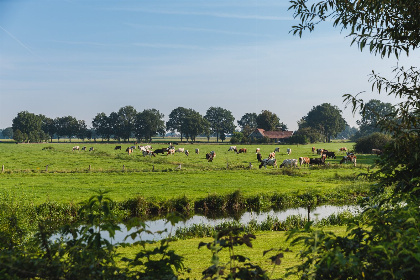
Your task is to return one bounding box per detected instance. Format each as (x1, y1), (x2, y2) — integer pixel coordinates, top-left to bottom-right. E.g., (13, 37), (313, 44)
(299, 157), (310, 166)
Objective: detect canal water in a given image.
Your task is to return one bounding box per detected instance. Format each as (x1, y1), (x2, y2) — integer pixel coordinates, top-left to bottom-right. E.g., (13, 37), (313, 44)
(108, 205), (360, 243)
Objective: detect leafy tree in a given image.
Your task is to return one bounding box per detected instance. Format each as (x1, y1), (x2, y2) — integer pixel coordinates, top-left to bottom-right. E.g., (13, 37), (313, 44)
(12, 111), (44, 143)
(2, 127), (13, 139)
(300, 103), (347, 142)
(76, 120), (89, 141)
(256, 110), (287, 131)
(166, 107), (189, 141)
(41, 117), (57, 142)
(181, 109), (209, 142)
(108, 112), (121, 141)
(354, 99), (395, 139)
(204, 107), (235, 142)
(92, 112), (114, 141)
(56, 116), (79, 142)
(134, 109), (165, 142)
(237, 113), (258, 131)
(287, 1), (420, 279)
(117, 106), (137, 142)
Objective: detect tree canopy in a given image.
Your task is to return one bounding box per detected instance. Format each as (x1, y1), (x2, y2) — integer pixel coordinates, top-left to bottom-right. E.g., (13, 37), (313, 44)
(300, 103), (346, 142)
(204, 107), (235, 142)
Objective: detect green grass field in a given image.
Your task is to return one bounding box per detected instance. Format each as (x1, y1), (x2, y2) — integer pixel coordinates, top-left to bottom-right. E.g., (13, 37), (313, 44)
(0, 141), (375, 205)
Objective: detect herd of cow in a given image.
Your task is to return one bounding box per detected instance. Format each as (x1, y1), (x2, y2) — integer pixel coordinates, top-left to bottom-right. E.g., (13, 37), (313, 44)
(71, 143), (383, 168)
(254, 146), (358, 169)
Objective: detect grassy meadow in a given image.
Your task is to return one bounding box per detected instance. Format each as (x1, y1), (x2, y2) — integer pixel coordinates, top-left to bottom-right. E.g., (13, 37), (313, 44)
(0, 140), (375, 205)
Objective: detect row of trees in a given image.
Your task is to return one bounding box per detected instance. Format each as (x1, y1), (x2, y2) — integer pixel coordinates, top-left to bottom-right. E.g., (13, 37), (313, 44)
(10, 106), (293, 143)
(9, 99), (394, 144)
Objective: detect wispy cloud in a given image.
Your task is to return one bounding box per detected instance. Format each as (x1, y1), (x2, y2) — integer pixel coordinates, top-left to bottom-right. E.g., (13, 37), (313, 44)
(110, 8), (293, 21)
(0, 25), (35, 55)
(124, 23), (272, 37)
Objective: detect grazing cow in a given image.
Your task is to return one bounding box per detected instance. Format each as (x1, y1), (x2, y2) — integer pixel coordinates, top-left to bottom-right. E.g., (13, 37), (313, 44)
(299, 157), (310, 166)
(323, 151), (336, 159)
(259, 158), (277, 169)
(114, 146), (122, 150)
(195, 148), (200, 154)
(257, 153), (262, 162)
(340, 154), (357, 164)
(142, 150), (155, 157)
(153, 148), (167, 155)
(372, 149), (383, 155)
(237, 148), (247, 154)
(339, 147), (348, 152)
(274, 147), (280, 153)
(185, 150), (189, 156)
(81, 146), (87, 151)
(312, 147), (316, 153)
(280, 159), (298, 168)
(256, 148), (261, 153)
(228, 146), (237, 152)
(126, 147), (133, 154)
(287, 148), (292, 155)
(167, 148), (175, 155)
(206, 151), (216, 162)
(72, 146), (80, 151)
(89, 147), (94, 152)
(175, 148), (185, 153)
(268, 152), (276, 159)
(309, 157), (325, 166)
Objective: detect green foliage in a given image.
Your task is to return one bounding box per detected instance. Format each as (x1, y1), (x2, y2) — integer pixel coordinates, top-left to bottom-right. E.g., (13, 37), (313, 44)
(299, 103), (347, 142)
(353, 132), (392, 154)
(205, 106), (236, 142)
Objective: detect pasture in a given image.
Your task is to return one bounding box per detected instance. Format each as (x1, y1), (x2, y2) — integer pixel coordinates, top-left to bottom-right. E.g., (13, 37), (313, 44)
(0, 141), (374, 206)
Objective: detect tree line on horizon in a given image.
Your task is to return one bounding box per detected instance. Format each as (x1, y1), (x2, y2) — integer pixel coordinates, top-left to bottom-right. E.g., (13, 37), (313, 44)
(4, 100), (393, 144)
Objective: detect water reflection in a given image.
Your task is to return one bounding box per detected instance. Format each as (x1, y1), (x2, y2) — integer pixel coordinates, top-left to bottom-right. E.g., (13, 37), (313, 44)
(114, 205), (360, 243)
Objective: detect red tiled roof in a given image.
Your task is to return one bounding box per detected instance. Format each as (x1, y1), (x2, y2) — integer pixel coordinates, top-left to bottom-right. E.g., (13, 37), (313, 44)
(252, 128), (293, 139)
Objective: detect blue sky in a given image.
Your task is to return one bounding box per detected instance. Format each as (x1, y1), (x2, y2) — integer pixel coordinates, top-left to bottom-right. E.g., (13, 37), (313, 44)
(1, 0), (417, 131)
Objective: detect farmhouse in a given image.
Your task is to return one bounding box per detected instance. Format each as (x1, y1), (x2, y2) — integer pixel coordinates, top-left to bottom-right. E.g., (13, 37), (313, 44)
(249, 128), (293, 142)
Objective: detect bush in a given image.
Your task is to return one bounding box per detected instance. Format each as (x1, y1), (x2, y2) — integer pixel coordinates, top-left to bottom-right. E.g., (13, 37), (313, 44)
(353, 132), (392, 154)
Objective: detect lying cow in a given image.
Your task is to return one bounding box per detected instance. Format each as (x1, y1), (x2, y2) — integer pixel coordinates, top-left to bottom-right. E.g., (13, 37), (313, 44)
(280, 159), (298, 168)
(339, 147), (348, 152)
(114, 146), (122, 150)
(259, 158), (277, 169)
